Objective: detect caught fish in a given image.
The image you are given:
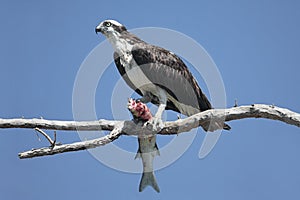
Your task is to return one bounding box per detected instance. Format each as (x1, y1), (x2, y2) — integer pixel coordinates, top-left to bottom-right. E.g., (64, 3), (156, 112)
(128, 98), (160, 193)
(135, 133), (160, 192)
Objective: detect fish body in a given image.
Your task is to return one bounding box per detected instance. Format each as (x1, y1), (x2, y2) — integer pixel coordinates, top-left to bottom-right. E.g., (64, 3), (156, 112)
(127, 98), (160, 192)
(136, 134), (160, 193)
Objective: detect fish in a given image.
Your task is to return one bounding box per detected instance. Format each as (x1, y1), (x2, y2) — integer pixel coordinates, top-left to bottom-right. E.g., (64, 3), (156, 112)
(135, 134), (160, 193)
(127, 98), (160, 193)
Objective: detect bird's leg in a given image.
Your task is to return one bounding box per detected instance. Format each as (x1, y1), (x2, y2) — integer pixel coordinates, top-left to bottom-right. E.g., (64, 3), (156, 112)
(146, 90), (166, 132)
(154, 103), (166, 120)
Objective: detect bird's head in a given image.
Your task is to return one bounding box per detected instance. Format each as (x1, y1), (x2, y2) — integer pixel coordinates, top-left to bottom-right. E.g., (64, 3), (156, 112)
(95, 19), (127, 37)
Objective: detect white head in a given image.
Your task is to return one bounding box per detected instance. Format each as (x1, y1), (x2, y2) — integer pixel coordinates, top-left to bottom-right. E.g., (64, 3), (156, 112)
(95, 19), (127, 37)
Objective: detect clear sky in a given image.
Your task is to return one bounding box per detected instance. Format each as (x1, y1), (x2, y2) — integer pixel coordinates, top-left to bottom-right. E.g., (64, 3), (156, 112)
(0, 0), (300, 199)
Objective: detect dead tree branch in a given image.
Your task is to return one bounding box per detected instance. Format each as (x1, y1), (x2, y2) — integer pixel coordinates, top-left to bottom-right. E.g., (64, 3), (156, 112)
(34, 128), (56, 147)
(0, 104), (299, 159)
(19, 123), (124, 159)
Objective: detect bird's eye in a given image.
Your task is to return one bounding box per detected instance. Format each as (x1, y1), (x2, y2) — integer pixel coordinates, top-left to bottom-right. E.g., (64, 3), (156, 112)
(105, 22), (112, 27)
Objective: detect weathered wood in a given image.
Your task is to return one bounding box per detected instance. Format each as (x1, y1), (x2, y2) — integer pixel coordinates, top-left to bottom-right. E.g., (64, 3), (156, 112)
(18, 123), (124, 159)
(0, 104), (299, 159)
(1, 104), (299, 133)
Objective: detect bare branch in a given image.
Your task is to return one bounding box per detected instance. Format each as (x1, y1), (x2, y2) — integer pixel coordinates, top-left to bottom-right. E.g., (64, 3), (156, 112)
(1, 104), (299, 134)
(0, 118), (118, 131)
(162, 104), (300, 134)
(34, 128), (55, 147)
(1, 104), (299, 159)
(18, 122), (124, 159)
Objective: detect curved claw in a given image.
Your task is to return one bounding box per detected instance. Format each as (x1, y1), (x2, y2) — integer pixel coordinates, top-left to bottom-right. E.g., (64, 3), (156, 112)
(145, 117), (164, 132)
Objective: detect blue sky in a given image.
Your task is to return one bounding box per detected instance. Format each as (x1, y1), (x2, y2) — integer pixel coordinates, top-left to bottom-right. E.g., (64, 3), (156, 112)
(0, 0), (300, 199)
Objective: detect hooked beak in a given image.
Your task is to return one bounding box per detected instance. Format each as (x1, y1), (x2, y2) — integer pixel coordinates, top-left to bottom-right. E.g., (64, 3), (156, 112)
(95, 25), (102, 34)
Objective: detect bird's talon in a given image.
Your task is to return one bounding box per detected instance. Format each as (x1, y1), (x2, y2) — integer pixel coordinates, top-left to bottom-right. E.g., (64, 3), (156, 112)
(145, 117), (164, 132)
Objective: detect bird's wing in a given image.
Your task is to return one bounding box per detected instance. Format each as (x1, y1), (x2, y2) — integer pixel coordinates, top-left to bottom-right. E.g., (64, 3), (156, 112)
(113, 51), (143, 96)
(131, 44), (212, 114)
(114, 51), (180, 113)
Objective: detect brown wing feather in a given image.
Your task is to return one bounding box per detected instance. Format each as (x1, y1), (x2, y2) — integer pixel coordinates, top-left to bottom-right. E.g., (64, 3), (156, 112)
(131, 44), (213, 113)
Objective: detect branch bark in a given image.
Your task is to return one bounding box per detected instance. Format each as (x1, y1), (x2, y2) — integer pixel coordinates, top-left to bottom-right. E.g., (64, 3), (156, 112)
(18, 123), (124, 159)
(0, 104), (299, 159)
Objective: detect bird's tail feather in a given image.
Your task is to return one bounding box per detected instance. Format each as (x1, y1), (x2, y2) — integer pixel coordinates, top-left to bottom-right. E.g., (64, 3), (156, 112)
(223, 123), (231, 130)
(202, 121), (231, 132)
(139, 172), (160, 193)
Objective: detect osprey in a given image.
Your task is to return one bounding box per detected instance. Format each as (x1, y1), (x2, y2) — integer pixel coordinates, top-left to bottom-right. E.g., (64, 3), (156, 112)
(95, 19), (230, 193)
(95, 19), (230, 132)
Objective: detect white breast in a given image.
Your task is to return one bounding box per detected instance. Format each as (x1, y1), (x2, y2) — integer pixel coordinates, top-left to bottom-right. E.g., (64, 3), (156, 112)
(110, 36), (163, 98)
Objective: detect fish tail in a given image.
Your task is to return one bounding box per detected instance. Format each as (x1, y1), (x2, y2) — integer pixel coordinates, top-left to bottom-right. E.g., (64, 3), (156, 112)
(139, 171), (160, 193)
(135, 142), (160, 159)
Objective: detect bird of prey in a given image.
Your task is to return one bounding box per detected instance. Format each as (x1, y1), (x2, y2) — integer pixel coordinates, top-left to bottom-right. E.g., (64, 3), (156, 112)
(95, 19), (230, 192)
